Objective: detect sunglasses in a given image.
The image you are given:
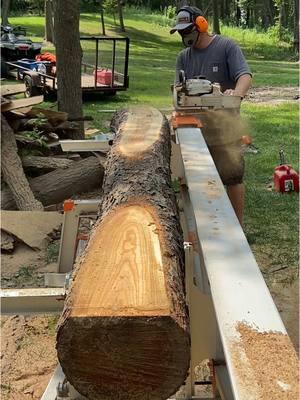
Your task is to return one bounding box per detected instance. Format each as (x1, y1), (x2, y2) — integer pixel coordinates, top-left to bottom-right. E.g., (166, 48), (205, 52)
(178, 25), (196, 36)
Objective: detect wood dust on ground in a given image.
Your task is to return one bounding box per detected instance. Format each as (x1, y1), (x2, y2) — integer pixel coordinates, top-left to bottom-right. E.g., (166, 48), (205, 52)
(246, 86), (299, 104)
(1, 315), (58, 400)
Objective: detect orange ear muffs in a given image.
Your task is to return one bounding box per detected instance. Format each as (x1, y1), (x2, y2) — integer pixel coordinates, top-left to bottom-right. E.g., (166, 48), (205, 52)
(195, 15), (208, 32)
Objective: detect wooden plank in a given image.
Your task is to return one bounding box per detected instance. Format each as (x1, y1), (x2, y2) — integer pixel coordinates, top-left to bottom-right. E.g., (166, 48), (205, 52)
(59, 139), (111, 152)
(1, 96), (44, 112)
(25, 107), (68, 122)
(177, 126), (299, 400)
(0, 83), (26, 96)
(84, 128), (100, 137)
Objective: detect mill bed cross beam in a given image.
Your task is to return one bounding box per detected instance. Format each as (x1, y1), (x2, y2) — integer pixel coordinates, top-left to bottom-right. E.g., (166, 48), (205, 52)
(1, 105), (298, 399)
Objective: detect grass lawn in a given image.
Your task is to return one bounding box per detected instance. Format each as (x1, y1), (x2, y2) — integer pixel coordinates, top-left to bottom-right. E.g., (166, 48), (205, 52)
(242, 103), (299, 284)
(7, 11), (299, 283)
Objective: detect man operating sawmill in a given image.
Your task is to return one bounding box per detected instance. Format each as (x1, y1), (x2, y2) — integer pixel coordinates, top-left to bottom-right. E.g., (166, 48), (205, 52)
(170, 6), (252, 225)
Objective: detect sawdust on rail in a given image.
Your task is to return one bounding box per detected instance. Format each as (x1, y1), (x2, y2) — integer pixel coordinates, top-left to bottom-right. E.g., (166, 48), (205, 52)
(230, 322), (299, 400)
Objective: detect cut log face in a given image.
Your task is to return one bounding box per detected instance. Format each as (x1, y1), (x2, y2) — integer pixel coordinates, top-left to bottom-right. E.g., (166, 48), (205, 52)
(118, 107), (164, 157)
(57, 107), (190, 400)
(70, 204), (170, 316)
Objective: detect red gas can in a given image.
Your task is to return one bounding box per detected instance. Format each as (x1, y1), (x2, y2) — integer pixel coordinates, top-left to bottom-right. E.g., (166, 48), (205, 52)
(273, 151), (299, 193)
(93, 69), (112, 85)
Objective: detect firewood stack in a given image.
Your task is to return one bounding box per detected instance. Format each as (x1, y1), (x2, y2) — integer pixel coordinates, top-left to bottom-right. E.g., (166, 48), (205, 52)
(1, 93), (104, 211)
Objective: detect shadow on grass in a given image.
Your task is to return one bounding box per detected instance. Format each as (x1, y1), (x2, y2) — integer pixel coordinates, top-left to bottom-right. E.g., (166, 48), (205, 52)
(10, 17), (44, 37)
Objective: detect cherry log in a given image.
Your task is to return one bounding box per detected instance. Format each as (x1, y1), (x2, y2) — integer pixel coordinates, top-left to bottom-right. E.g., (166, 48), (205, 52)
(56, 107), (190, 400)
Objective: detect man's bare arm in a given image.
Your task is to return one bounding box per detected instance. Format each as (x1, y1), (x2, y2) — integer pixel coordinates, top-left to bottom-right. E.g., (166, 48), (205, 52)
(224, 74), (252, 98)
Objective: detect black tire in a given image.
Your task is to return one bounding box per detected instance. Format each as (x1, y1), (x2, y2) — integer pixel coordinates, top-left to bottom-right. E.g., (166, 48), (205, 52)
(24, 75), (41, 98)
(106, 90), (117, 96)
(1, 56), (8, 78)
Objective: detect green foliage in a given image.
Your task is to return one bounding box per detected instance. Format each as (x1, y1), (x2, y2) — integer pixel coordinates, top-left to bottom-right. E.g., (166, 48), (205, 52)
(162, 5), (176, 20)
(21, 128), (48, 147)
(46, 315), (59, 333)
(17, 265), (35, 280)
(103, 0), (118, 14)
(46, 241), (60, 263)
(11, 0), (45, 15)
(80, 0), (101, 13)
(267, 22), (293, 43)
(10, 265), (43, 287)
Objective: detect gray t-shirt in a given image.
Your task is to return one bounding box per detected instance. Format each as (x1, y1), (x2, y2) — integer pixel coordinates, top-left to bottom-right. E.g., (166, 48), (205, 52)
(175, 35), (251, 91)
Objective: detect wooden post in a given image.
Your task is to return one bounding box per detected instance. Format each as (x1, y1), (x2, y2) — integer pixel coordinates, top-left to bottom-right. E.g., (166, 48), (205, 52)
(56, 107), (190, 400)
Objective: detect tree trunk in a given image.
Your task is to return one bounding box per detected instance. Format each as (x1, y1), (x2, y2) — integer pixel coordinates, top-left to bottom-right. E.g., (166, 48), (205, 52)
(45, 0), (55, 43)
(236, 1), (241, 26)
(212, 0), (221, 34)
(22, 156), (74, 172)
(100, 5), (106, 35)
(278, 0), (284, 40)
(117, 0), (125, 32)
(56, 107), (190, 400)
(1, 0), (11, 26)
(1, 157), (104, 210)
(294, 0), (299, 52)
(54, 0), (83, 138)
(1, 115), (43, 211)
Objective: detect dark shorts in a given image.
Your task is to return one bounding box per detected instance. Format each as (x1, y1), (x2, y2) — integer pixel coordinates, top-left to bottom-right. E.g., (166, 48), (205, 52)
(197, 110), (246, 186)
(208, 141), (245, 186)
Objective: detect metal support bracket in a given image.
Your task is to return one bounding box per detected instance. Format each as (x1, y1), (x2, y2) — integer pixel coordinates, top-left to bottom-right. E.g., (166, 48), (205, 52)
(57, 199), (100, 273)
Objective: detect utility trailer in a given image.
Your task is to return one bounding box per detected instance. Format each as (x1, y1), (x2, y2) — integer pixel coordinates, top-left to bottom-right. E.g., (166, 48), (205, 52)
(5, 36), (130, 98)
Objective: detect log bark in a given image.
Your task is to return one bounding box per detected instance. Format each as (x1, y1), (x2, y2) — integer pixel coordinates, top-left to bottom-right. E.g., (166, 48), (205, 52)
(1, 115), (43, 211)
(22, 156), (74, 171)
(1, 157), (104, 210)
(56, 107), (190, 400)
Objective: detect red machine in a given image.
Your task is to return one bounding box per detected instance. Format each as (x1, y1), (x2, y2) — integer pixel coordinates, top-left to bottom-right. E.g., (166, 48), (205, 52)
(94, 68), (113, 85)
(274, 150), (299, 193)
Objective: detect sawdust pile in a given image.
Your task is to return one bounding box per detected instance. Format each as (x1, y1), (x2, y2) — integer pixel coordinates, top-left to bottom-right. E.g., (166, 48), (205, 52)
(231, 322), (299, 400)
(1, 315), (58, 400)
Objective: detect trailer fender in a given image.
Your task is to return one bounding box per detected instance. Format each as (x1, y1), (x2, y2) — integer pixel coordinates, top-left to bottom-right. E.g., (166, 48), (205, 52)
(22, 70), (42, 87)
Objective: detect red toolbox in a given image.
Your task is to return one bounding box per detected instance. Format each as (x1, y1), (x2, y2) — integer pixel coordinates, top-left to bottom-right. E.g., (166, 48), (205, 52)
(93, 68), (113, 85)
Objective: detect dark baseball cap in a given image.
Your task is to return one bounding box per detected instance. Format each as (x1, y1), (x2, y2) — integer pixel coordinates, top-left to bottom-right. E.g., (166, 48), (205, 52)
(170, 10), (193, 34)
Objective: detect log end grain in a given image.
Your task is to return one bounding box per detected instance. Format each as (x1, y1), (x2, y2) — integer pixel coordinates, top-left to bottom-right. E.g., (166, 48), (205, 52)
(57, 315), (190, 400)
